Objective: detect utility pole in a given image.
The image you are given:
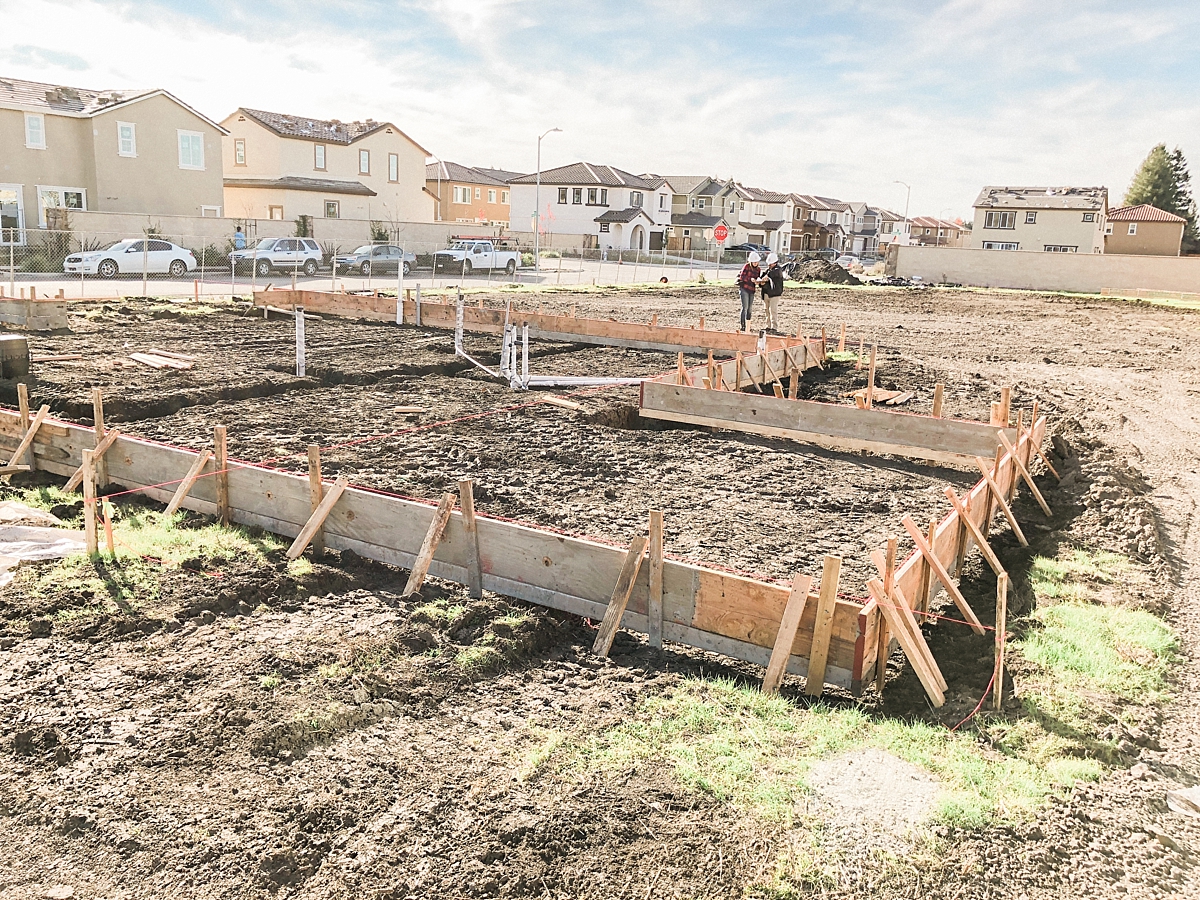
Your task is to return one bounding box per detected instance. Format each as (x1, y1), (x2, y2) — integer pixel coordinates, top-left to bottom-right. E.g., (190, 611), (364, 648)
(534, 127), (562, 277)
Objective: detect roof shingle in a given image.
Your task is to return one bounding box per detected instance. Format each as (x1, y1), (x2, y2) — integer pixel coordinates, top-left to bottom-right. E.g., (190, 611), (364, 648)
(1106, 204), (1186, 223)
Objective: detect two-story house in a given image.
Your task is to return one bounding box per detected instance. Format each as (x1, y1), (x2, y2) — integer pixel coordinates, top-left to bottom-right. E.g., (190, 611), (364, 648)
(971, 186), (1107, 253)
(909, 216), (964, 247)
(221, 107), (434, 225)
(508, 163), (672, 250)
(426, 161), (512, 227)
(790, 195), (849, 252)
(1, 76), (227, 242)
(844, 202), (881, 256)
(876, 208), (912, 248)
(736, 186), (794, 253)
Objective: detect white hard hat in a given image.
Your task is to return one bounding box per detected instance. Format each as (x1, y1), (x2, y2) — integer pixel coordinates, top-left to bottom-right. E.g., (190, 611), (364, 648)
(748, 251), (761, 263)
(767, 252), (779, 265)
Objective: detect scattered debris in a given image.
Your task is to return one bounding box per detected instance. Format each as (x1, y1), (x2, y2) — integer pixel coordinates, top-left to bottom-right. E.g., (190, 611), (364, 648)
(1167, 785), (1200, 819)
(540, 395), (583, 411)
(839, 387), (913, 405)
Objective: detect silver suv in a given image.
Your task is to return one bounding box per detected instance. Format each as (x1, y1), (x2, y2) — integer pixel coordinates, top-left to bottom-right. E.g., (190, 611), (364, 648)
(230, 237), (322, 277)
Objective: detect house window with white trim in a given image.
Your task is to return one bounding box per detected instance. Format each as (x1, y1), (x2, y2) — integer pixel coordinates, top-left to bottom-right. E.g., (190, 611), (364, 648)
(1025, 211), (1037, 223)
(588, 188), (598, 204)
(325, 200), (339, 218)
(35, 186), (86, 227)
(25, 114), (46, 150)
(557, 188), (567, 204)
(0, 185), (25, 244)
(1128, 223), (1137, 235)
(1105, 223), (1113, 234)
(1043, 245), (1077, 252)
(389, 153), (399, 182)
(1082, 213), (1096, 222)
(359, 149), (370, 175)
(572, 188), (582, 204)
(982, 241), (1019, 250)
(599, 222), (610, 232)
(201, 206), (221, 217)
(177, 131), (205, 170)
(659, 194), (666, 209)
(487, 189), (496, 203)
(501, 190), (509, 204)
(117, 122), (136, 157)
(314, 145), (326, 170)
(984, 211), (1015, 229)
(599, 189), (607, 205)
(630, 191), (643, 208)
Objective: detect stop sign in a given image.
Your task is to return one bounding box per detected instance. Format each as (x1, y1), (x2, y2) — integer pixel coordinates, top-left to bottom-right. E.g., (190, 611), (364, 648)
(714, 224), (729, 242)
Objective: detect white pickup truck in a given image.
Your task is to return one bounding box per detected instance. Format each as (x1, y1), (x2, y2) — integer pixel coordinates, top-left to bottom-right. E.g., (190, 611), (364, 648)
(432, 240), (520, 275)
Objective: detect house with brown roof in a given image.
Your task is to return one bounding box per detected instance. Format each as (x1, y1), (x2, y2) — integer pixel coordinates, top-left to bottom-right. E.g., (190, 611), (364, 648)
(736, 186), (794, 253)
(220, 107), (434, 225)
(910, 216), (965, 247)
(426, 161), (513, 227)
(1104, 204), (1185, 256)
(1, 75), (227, 242)
(790, 195), (849, 252)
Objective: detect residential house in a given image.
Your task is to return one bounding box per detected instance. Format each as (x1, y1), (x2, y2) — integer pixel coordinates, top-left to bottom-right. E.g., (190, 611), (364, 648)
(426, 161), (511, 227)
(658, 176), (737, 251)
(736, 186), (794, 253)
(844, 202), (881, 256)
(971, 186), (1107, 253)
(508, 163), (672, 250)
(790, 195), (849, 252)
(909, 216), (964, 247)
(876, 208), (912, 249)
(1103, 204), (1185, 256)
(0, 76), (227, 242)
(220, 108), (434, 226)
(474, 167), (526, 184)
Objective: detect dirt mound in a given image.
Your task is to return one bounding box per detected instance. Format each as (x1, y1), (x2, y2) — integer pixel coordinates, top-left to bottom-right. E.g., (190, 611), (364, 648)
(787, 259), (862, 285)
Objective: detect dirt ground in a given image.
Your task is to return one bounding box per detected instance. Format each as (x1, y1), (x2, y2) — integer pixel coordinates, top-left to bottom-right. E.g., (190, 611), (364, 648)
(1, 284), (1198, 899)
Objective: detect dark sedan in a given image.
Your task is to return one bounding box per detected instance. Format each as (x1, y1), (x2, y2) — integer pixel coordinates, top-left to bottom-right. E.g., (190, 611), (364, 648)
(334, 244), (415, 277)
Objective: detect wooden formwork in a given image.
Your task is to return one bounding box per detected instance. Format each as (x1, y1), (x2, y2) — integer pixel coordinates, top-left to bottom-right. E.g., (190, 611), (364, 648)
(0, 289), (70, 331)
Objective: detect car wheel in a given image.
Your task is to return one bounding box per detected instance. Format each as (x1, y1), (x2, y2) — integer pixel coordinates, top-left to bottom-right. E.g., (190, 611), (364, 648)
(360, 261), (371, 276)
(169, 259), (187, 278)
(402, 261), (411, 277)
(505, 259), (516, 275)
(97, 259), (118, 279)
(462, 260), (472, 275)
(303, 259), (318, 276)
(256, 259), (272, 277)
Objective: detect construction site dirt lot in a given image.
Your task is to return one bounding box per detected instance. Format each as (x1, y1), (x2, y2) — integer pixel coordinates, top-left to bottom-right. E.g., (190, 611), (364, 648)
(1, 284), (1198, 899)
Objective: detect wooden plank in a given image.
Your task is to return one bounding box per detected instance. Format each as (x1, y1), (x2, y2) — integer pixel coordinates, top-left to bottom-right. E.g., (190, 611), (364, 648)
(870, 549), (947, 693)
(997, 431), (1052, 516)
(64, 428), (122, 492)
(165, 449), (213, 515)
(592, 536), (649, 656)
(401, 491), (457, 596)
(288, 475), (348, 559)
(307, 445), (325, 556)
(993, 571), (1008, 710)
(648, 510), (664, 649)
(943, 486), (1005, 575)
(762, 574), (814, 694)
(5, 405), (49, 472)
(866, 344), (877, 409)
(82, 449), (98, 556)
(92, 387), (108, 489)
(974, 456), (1028, 546)
(541, 395), (583, 411)
(866, 579), (945, 707)
(804, 556), (842, 697)
(213, 425), (230, 527)
(902, 515), (986, 634)
(1026, 415), (1060, 479)
(876, 536), (897, 692)
(459, 479), (483, 599)
(932, 383), (944, 418)
(16, 383), (32, 471)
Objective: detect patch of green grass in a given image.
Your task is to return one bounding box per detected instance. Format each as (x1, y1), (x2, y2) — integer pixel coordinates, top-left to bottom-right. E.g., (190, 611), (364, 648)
(455, 644), (503, 674)
(825, 350), (860, 363)
(107, 508), (284, 566)
(411, 597), (467, 625)
(1028, 550), (1126, 602)
(260, 672), (281, 690)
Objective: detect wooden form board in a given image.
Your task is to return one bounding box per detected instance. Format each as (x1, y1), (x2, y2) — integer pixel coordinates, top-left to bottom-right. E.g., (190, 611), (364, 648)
(253, 289), (791, 356)
(0, 408), (869, 693)
(640, 379), (1015, 466)
(0, 298), (69, 331)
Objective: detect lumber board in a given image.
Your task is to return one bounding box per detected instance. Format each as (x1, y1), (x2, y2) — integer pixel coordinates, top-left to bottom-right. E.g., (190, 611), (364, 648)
(648, 510), (664, 649)
(592, 536), (648, 656)
(804, 556), (842, 697)
(762, 574), (814, 694)
(867, 579), (945, 707)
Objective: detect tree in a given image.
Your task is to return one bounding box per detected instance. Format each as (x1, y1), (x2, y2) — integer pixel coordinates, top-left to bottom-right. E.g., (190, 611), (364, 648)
(1124, 144), (1198, 253)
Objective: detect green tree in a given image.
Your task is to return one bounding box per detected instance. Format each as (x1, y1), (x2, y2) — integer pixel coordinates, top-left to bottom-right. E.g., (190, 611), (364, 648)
(1124, 143), (1198, 253)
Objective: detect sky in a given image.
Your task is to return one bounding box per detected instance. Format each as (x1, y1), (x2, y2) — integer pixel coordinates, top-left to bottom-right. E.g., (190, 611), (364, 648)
(3, 0), (1199, 219)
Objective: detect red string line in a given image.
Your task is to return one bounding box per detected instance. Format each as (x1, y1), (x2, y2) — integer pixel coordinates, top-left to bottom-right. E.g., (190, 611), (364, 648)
(950, 667), (997, 732)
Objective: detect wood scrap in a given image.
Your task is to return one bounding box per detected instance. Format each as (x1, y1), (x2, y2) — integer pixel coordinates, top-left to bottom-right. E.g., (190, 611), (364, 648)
(761, 573), (813, 695)
(31, 354), (83, 363)
(392, 406), (426, 414)
(129, 352), (193, 370)
(592, 536), (648, 656)
(540, 395), (583, 411)
(145, 348), (197, 362)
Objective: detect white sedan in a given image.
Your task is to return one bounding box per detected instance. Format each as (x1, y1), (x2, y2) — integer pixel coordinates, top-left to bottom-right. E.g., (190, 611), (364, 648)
(834, 254), (861, 269)
(64, 239), (197, 278)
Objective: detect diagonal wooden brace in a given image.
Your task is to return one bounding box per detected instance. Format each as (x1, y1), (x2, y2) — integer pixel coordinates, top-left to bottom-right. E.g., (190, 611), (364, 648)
(4, 404), (49, 472)
(65, 428), (123, 492)
(762, 573), (813, 695)
(943, 487), (1006, 576)
(288, 475), (349, 560)
(870, 549), (948, 692)
(901, 516), (987, 635)
(867, 579), (945, 707)
(165, 449), (214, 515)
(592, 536), (649, 656)
(1027, 416), (1060, 479)
(997, 431), (1052, 517)
(974, 456), (1029, 547)
(401, 490), (456, 596)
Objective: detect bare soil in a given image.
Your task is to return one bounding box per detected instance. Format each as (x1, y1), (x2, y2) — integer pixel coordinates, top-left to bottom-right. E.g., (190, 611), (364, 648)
(1, 284), (1198, 899)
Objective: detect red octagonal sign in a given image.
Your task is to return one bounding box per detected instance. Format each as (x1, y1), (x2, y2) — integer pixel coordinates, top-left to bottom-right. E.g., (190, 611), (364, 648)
(713, 224), (729, 242)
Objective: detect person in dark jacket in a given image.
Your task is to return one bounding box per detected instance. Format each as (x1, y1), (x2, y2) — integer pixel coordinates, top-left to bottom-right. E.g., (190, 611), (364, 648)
(761, 252), (784, 333)
(737, 251), (761, 332)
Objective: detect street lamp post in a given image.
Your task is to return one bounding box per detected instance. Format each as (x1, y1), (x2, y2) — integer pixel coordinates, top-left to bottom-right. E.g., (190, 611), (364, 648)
(535, 127), (562, 276)
(893, 180), (911, 245)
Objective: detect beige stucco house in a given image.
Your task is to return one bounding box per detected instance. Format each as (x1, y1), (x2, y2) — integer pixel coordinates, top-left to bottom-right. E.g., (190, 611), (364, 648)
(1104, 204), (1185, 256)
(971, 186), (1107, 253)
(426, 161), (513, 227)
(0, 76), (227, 243)
(221, 108), (435, 225)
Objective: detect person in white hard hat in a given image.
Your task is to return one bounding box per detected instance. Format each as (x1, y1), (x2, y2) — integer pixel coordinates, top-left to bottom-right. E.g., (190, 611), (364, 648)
(761, 252), (784, 333)
(737, 251), (761, 332)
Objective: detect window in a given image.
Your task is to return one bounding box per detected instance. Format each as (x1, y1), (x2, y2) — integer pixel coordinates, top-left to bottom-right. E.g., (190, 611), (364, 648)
(487, 189), (496, 203)
(1104, 223), (1113, 235)
(829, 213), (837, 224)
(599, 222), (610, 232)
(269, 205), (284, 221)
(35, 186), (86, 227)
(924, 228), (931, 235)
(388, 153), (399, 182)
(24, 113), (46, 150)
(1082, 213), (1096, 222)
(557, 187), (567, 204)
(660, 194), (666, 209)
(359, 149), (370, 174)
(1025, 211), (1037, 224)
(983, 211), (1015, 229)
(682, 228), (691, 237)
(739, 202), (745, 211)
(453, 185), (471, 203)
(314, 144), (326, 170)
(0, 185), (25, 245)
(177, 130), (205, 170)
(696, 197), (707, 209)
(1128, 223), (1137, 235)
(501, 190), (509, 204)
(599, 189), (607, 205)
(630, 191), (643, 208)
(981, 241), (1019, 250)
(755, 204), (766, 216)
(572, 188), (582, 204)
(471, 187), (479, 200)
(201, 205), (221, 217)
(588, 188), (598, 204)
(325, 200), (340, 218)
(117, 122), (137, 157)
(1043, 245), (1078, 252)
(881, 221), (893, 234)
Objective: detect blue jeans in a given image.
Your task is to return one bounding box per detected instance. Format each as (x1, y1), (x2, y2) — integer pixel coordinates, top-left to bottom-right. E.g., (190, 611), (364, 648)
(739, 288), (754, 331)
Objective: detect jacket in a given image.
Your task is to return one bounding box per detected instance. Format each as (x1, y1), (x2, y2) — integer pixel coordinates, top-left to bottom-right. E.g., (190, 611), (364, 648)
(762, 265), (784, 297)
(737, 263), (760, 291)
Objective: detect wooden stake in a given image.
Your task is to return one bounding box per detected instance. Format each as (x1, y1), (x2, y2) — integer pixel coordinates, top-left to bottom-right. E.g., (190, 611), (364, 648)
(997, 431), (1052, 517)
(1000, 386), (1012, 426)
(734, 352), (743, 390)
(707, 351), (715, 389)
(974, 457), (1029, 547)
(856, 335), (864, 370)
(772, 383), (784, 399)
(820, 326), (828, 361)
(82, 448), (98, 557)
(1027, 415), (1061, 479)
(993, 572), (1009, 710)
(16, 383), (32, 470)
(4, 404), (49, 472)
(902, 516), (987, 634)
(989, 401), (1004, 427)
(838, 322), (846, 353)
(459, 479), (483, 599)
(805, 556), (842, 697)
(866, 579), (945, 707)
(677, 351), (687, 385)
(648, 510), (664, 649)
(164, 449), (213, 515)
(761, 573), (814, 695)
(922, 518), (938, 616)
(875, 535), (897, 691)
(288, 476), (348, 559)
(869, 550), (947, 692)
(102, 500), (115, 557)
(92, 387), (108, 489)
(866, 344), (877, 409)
(65, 428), (122, 492)
(401, 491), (457, 596)
(307, 445), (325, 557)
(943, 487), (1006, 575)
(592, 536), (649, 656)
(213, 425), (230, 527)
(932, 382), (944, 418)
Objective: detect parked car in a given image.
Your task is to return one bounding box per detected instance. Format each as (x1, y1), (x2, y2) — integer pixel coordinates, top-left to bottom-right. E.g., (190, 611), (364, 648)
(334, 244), (416, 277)
(726, 243), (771, 254)
(834, 254), (861, 269)
(229, 237), (322, 277)
(64, 239), (197, 279)
(433, 240), (519, 275)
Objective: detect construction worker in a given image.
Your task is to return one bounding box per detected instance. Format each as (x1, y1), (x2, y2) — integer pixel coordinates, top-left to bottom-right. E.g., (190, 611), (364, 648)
(761, 252), (784, 333)
(737, 251), (761, 332)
